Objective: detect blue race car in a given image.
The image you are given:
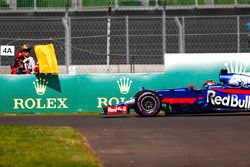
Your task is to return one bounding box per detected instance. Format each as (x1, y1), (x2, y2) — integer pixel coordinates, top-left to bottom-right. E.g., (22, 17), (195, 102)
(103, 71), (250, 117)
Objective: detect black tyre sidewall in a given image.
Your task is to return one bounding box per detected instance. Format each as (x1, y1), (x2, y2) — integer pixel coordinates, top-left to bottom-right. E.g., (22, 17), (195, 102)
(134, 91), (161, 117)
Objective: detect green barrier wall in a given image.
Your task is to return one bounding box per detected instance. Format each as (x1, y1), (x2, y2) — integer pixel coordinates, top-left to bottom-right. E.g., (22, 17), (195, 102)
(0, 70), (222, 113)
(0, 53), (249, 113)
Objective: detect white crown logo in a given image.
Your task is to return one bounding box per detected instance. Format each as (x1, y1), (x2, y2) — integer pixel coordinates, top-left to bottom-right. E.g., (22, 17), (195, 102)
(117, 76), (132, 94)
(33, 78), (48, 96)
(224, 61), (248, 74)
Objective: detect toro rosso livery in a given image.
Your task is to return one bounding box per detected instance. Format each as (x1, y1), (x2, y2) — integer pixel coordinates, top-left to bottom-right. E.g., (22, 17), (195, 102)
(103, 72), (250, 117)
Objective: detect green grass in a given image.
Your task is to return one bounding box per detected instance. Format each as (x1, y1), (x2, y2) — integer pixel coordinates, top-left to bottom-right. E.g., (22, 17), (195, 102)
(0, 125), (102, 167)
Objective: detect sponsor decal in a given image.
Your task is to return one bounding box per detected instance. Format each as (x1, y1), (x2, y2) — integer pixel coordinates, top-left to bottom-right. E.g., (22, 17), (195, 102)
(33, 78), (48, 95)
(107, 106), (128, 115)
(97, 97), (126, 108)
(207, 90), (250, 109)
(13, 98), (68, 109)
(117, 76), (132, 95)
(13, 77), (68, 110)
(97, 76), (133, 108)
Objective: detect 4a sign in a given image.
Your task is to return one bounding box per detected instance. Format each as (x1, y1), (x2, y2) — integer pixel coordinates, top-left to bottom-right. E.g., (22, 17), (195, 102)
(0, 45), (15, 56)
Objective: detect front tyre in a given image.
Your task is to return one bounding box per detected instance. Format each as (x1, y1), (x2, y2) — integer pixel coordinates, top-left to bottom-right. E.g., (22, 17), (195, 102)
(134, 91), (161, 117)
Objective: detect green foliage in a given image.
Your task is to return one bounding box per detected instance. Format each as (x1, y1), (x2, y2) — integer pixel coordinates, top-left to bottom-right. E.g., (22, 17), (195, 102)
(0, 0), (8, 7)
(157, 0), (196, 6)
(214, 0), (235, 4)
(17, 0), (34, 7)
(83, 0), (115, 6)
(236, 0), (249, 4)
(0, 125), (102, 167)
(37, 0), (72, 8)
(118, 0), (141, 6)
(0, 0), (249, 8)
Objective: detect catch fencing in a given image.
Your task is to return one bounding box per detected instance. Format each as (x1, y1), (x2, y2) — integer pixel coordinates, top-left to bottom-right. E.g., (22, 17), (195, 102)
(0, 14), (250, 74)
(1, 0), (250, 11)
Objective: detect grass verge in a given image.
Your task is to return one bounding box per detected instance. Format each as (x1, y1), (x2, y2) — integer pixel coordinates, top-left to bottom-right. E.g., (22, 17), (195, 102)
(0, 125), (102, 167)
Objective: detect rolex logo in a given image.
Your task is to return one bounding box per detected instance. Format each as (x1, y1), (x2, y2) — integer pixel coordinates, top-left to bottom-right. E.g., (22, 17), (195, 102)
(117, 76), (132, 94)
(33, 78), (48, 95)
(224, 61), (248, 74)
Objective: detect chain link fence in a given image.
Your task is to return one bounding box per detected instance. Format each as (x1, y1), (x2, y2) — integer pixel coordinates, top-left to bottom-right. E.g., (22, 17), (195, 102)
(1, 0), (250, 11)
(0, 14), (250, 74)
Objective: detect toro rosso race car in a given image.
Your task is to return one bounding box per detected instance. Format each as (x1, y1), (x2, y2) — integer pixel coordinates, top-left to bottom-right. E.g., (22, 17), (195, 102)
(102, 71), (250, 117)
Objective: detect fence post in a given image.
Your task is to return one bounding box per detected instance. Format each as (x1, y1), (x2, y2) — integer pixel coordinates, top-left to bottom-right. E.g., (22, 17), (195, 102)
(78, 0), (82, 9)
(115, 0), (119, 9)
(182, 17), (185, 53)
(237, 16), (240, 53)
(9, 0), (17, 10)
(34, 0), (37, 10)
(234, 0), (238, 5)
(195, 0), (198, 7)
(162, 7), (166, 58)
(72, 0), (77, 10)
(174, 17), (183, 53)
(126, 16), (129, 64)
(107, 1), (112, 72)
(62, 9), (72, 74)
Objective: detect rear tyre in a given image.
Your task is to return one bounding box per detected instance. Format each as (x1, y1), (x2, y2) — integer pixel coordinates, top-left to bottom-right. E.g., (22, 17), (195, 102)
(134, 91), (161, 117)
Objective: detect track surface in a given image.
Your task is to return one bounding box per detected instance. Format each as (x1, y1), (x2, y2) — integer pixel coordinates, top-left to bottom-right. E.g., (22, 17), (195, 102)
(0, 113), (250, 167)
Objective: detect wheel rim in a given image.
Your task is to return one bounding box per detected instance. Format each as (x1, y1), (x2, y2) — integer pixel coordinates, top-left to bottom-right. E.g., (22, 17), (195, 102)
(140, 95), (157, 113)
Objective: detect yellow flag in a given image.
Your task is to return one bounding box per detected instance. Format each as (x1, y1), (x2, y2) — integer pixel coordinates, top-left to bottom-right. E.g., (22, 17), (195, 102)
(34, 43), (59, 74)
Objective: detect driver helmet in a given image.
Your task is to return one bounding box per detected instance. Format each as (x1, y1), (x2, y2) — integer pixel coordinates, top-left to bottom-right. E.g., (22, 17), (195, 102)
(204, 79), (215, 86)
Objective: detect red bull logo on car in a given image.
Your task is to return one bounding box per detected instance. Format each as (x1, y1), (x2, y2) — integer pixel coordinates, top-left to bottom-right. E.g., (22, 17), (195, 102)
(207, 90), (250, 109)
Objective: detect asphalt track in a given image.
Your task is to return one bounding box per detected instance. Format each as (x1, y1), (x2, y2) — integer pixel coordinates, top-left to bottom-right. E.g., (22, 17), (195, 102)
(0, 113), (250, 167)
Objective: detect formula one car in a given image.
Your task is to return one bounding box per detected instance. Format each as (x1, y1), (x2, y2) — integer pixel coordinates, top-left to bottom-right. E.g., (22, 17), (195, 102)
(102, 71), (250, 117)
